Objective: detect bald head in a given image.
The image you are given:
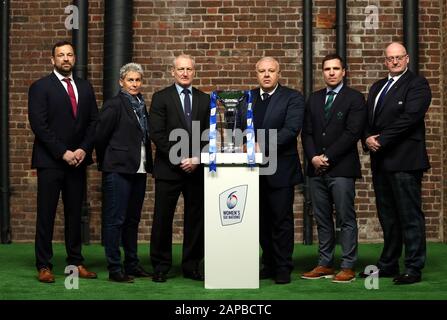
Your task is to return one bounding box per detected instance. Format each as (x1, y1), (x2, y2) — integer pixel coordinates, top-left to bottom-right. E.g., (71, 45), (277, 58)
(385, 42), (407, 57)
(255, 57), (281, 92)
(255, 57), (280, 72)
(384, 42), (409, 76)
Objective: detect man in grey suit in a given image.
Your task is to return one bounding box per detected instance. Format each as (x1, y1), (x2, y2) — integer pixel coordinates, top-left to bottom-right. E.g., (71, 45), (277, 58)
(301, 54), (366, 283)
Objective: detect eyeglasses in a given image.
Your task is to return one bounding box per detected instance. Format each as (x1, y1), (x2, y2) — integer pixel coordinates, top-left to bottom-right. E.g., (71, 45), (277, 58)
(385, 55), (407, 63)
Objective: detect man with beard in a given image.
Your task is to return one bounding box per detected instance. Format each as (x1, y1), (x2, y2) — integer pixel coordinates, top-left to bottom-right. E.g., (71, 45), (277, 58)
(28, 40), (98, 283)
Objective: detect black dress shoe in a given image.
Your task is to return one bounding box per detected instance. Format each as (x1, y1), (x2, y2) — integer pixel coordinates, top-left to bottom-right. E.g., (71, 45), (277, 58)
(183, 270), (204, 281)
(259, 268), (274, 280)
(127, 266), (152, 278)
(109, 272), (134, 283)
(358, 269), (398, 278)
(152, 272), (167, 283)
(393, 273), (421, 285)
(275, 272), (291, 284)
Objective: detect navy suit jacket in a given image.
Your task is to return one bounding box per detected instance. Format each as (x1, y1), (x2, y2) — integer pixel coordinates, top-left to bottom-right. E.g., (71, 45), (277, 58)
(365, 70), (432, 172)
(302, 84), (366, 178)
(28, 72), (98, 169)
(238, 84), (305, 188)
(149, 84), (210, 180)
(95, 93), (153, 174)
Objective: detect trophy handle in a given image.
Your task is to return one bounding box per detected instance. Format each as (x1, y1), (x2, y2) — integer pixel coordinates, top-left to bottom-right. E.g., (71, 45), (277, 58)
(218, 105), (224, 153)
(232, 107), (238, 151)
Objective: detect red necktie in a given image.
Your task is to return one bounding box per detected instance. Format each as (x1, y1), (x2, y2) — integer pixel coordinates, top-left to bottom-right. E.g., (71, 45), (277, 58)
(63, 78), (78, 117)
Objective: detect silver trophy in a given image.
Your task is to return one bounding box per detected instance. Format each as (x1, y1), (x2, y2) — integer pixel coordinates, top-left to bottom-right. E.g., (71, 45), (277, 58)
(216, 91), (246, 152)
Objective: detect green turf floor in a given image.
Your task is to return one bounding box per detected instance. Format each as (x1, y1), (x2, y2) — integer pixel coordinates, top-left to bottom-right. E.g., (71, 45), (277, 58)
(0, 243), (446, 300)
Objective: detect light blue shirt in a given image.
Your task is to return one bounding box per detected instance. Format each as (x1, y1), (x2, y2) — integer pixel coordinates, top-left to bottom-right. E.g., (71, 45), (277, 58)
(325, 82), (344, 103)
(175, 83), (193, 112)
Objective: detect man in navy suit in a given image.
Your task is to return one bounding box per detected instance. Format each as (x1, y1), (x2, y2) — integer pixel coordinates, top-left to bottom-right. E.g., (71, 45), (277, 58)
(238, 57), (305, 284)
(362, 42), (432, 284)
(301, 54), (366, 283)
(149, 54), (210, 283)
(28, 41), (98, 283)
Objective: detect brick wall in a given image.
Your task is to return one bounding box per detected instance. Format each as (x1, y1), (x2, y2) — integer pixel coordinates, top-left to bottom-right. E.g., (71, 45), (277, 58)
(9, 0), (73, 241)
(442, 0), (447, 242)
(417, 0), (444, 242)
(8, 0), (445, 243)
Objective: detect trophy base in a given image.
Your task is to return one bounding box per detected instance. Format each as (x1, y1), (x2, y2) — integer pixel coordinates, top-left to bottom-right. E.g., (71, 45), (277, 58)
(222, 144), (242, 153)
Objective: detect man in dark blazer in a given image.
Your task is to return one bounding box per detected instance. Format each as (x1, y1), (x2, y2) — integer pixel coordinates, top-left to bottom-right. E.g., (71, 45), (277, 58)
(149, 54), (210, 282)
(362, 42), (432, 285)
(301, 54), (366, 283)
(238, 57), (305, 284)
(28, 40), (98, 283)
(95, 63), (153, 283)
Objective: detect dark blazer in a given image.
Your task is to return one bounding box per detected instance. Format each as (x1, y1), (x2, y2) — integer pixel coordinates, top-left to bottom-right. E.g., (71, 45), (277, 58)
(302, 84), (366, 178)
(238, 84), (305, 188)
(28, 72), (98, 169)
(149, 84), (210, 180)
(95, 93), (153, 174)
(365, 70), (432, 172)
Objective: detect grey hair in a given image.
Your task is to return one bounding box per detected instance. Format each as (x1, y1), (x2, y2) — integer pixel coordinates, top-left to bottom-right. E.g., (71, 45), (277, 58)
(119, 63), (144, 79)
(172, 54), (195, 68)
(255, 56), (280, 71)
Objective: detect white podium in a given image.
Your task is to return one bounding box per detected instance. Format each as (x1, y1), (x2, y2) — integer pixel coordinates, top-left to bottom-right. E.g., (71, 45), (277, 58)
(201, 153), (262, 289)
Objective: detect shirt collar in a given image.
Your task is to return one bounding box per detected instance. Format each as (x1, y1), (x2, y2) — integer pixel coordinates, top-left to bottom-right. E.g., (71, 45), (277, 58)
(53, 70), (73, 82)
(326, 81), (343, 95)
(260, 83), (279, 98)
(388, 68), (408, 83)
(175, 83), (193, 95)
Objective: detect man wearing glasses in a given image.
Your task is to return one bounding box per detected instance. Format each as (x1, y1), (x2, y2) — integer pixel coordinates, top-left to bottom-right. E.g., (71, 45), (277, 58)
(362, 42), (432, 284)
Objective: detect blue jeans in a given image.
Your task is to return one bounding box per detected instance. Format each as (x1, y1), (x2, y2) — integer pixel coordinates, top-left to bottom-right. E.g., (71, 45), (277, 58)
(102, 172), (147, 274)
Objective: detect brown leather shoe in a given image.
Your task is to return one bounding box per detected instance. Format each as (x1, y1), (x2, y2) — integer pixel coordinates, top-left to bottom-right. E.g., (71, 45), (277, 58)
(301, 266), (335, 279)
(332, 268), (356, 283)
(77, 265), (97, 279)
(38, 267), (55, 283)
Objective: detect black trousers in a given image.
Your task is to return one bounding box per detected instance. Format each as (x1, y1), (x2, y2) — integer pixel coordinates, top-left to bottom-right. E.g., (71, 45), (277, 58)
(35, 167), (86, 270)
(373, 170), (426, 276)
(150, 175), (204, 274)
(259, 178), (295, 275)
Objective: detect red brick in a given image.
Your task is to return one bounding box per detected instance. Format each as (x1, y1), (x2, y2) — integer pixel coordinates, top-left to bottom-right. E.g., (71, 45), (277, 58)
(7, 0), (446, 243)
